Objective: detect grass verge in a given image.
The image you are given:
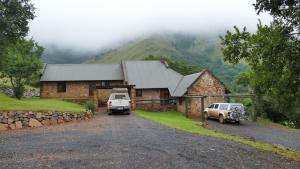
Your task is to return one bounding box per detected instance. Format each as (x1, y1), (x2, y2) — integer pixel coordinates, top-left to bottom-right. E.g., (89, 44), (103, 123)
(256, 117), (299, 131)
(135, 110), (300, 162)
(0, 93), (85, 112)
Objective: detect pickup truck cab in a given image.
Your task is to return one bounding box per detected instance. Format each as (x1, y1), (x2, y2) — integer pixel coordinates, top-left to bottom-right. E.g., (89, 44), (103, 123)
(107, 88), (131, 115)
(204, 103), (245, 124)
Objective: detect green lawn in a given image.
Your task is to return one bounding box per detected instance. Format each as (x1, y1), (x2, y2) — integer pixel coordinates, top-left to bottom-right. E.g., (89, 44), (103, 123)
(135, 110), (300, 162)
(0, 93), (85, 112)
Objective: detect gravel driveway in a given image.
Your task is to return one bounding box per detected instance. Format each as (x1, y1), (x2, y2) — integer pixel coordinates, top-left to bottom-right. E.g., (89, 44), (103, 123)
(0, 114), (299, 169)
(207, 119), (300, 151)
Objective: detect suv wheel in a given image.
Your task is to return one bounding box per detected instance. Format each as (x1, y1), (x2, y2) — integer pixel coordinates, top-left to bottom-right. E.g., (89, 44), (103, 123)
(204, 112), (208, 120)
(219, 115), (225, 124)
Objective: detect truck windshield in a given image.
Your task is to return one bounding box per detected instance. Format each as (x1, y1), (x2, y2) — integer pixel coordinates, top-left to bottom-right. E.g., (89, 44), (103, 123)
(114, 95), (126, 99)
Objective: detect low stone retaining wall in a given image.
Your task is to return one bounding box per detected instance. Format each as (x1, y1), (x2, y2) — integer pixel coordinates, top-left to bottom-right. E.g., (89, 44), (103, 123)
(135, 99), (176, 112)
(136, 103), (176, 112)
(0, 110), (93, 131)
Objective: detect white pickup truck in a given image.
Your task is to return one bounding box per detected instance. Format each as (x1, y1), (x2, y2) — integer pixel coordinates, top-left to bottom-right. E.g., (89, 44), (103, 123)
(107, 88), (131, 115)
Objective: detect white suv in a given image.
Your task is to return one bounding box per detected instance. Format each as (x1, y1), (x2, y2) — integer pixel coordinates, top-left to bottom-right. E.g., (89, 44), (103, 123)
(204, 103), (245, 124)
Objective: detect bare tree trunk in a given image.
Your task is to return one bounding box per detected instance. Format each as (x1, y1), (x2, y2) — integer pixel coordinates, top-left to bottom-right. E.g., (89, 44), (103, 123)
(9, 76), (23, 100)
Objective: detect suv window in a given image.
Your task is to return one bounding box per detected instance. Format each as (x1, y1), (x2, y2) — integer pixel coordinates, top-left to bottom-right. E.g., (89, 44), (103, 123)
(220, 104), (229, 110)
(214, 104), (219, 109)
(230, 105), (244, 111)
(114, 94), (126, 99)
(208, 104), (214, 108)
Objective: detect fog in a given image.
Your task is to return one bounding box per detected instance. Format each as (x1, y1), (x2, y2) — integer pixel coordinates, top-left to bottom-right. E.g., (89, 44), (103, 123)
(28, 0), (272, 51)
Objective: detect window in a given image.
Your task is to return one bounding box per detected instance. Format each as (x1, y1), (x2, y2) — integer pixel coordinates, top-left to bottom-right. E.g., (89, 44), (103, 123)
(214, 104), (219, 109)
(115, 94), (126, 99)
(160, 89), (170, 98)
(208, 104), (214, 108)
(220, 104), (229, 110)
(100, 81), (110, 87)
(57, 82), (66, 93)
(136, 89), (142, 97)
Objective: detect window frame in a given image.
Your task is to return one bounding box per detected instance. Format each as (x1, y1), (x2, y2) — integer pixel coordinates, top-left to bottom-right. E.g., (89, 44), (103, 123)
(220, 104), (229, 110)
(136, 89), (142, 97)
(57, 82), (66, 93)
(100, 81), (110, 87)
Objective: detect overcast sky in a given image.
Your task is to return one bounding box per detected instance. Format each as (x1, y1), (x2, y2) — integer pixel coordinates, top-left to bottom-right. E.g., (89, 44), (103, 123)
(28, 0), (272, 51)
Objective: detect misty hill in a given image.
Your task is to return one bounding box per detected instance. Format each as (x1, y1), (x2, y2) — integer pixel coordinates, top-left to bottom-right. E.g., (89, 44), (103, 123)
(41, 45), (94, 64)
(86, 33), (247, 87)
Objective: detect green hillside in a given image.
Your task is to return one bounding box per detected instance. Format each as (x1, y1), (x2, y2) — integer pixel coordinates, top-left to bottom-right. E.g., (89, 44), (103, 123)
(87, 35), (181, 63)
(86, 33), (248, 89)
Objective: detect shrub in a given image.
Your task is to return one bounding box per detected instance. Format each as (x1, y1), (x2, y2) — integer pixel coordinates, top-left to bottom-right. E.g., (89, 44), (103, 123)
(84, 100), (96, 113)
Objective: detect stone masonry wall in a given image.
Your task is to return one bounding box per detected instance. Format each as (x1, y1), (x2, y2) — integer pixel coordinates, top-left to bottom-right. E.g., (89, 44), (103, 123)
(0, 110), (93, 131)
(176, 98), (185, 113)
(41, 82), (90, 99)
(184, 71), (226, 117)
(136, 102), (176, 112)
(135, 89), (161, 100)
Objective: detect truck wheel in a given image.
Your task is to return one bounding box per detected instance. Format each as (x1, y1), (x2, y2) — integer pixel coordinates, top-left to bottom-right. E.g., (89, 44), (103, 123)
(219, 115), (225, 124)
(236, 121), (240, 125)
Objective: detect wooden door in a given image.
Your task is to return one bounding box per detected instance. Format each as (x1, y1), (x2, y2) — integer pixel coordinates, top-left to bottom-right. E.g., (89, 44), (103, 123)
(160, 89), (170, 98)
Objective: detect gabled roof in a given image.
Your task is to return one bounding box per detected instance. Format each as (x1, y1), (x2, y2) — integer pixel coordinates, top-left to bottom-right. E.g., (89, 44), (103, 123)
(123, 60), (182, 95)
(40, 64), (123, 81)
(40, 61), (226, 97)
(172, 71), (203, 97)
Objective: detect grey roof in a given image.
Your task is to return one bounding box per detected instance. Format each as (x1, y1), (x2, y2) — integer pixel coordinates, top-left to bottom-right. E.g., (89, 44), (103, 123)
(123, 61), (183, 95)
(40, 64), (123, 81)
(172, 72), (203, 97)
(40, 61), (212, 97)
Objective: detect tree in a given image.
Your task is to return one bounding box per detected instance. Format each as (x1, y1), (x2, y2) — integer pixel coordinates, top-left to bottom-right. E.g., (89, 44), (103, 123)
(1, 39), (43, 99)
(220, 0), (300, 127)
(0, 0), (35, 70)
(144, 55), (202, 75)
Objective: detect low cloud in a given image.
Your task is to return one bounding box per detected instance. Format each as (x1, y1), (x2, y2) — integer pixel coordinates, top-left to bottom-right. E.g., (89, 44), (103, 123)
(28, 0), (271, 51)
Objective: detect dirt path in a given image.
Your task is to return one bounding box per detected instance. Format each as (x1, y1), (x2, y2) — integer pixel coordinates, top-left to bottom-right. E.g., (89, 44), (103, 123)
(0, 114), (299, 169)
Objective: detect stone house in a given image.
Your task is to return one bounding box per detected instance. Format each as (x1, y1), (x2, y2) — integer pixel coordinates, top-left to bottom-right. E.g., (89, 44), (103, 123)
(40, 60), (227, 117)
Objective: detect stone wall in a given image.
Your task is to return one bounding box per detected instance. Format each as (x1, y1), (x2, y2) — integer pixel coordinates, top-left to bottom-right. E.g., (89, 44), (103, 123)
(135, 88), (175, 112)
(136, 89), (161, 100)
(136, 102), (176, 112)
(95, 89), (112, 107)
(40, 81), (91, 99)
(180, 71), (226, 117)
(0, 110), (93, 131)
(176, 98), (185, 113)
